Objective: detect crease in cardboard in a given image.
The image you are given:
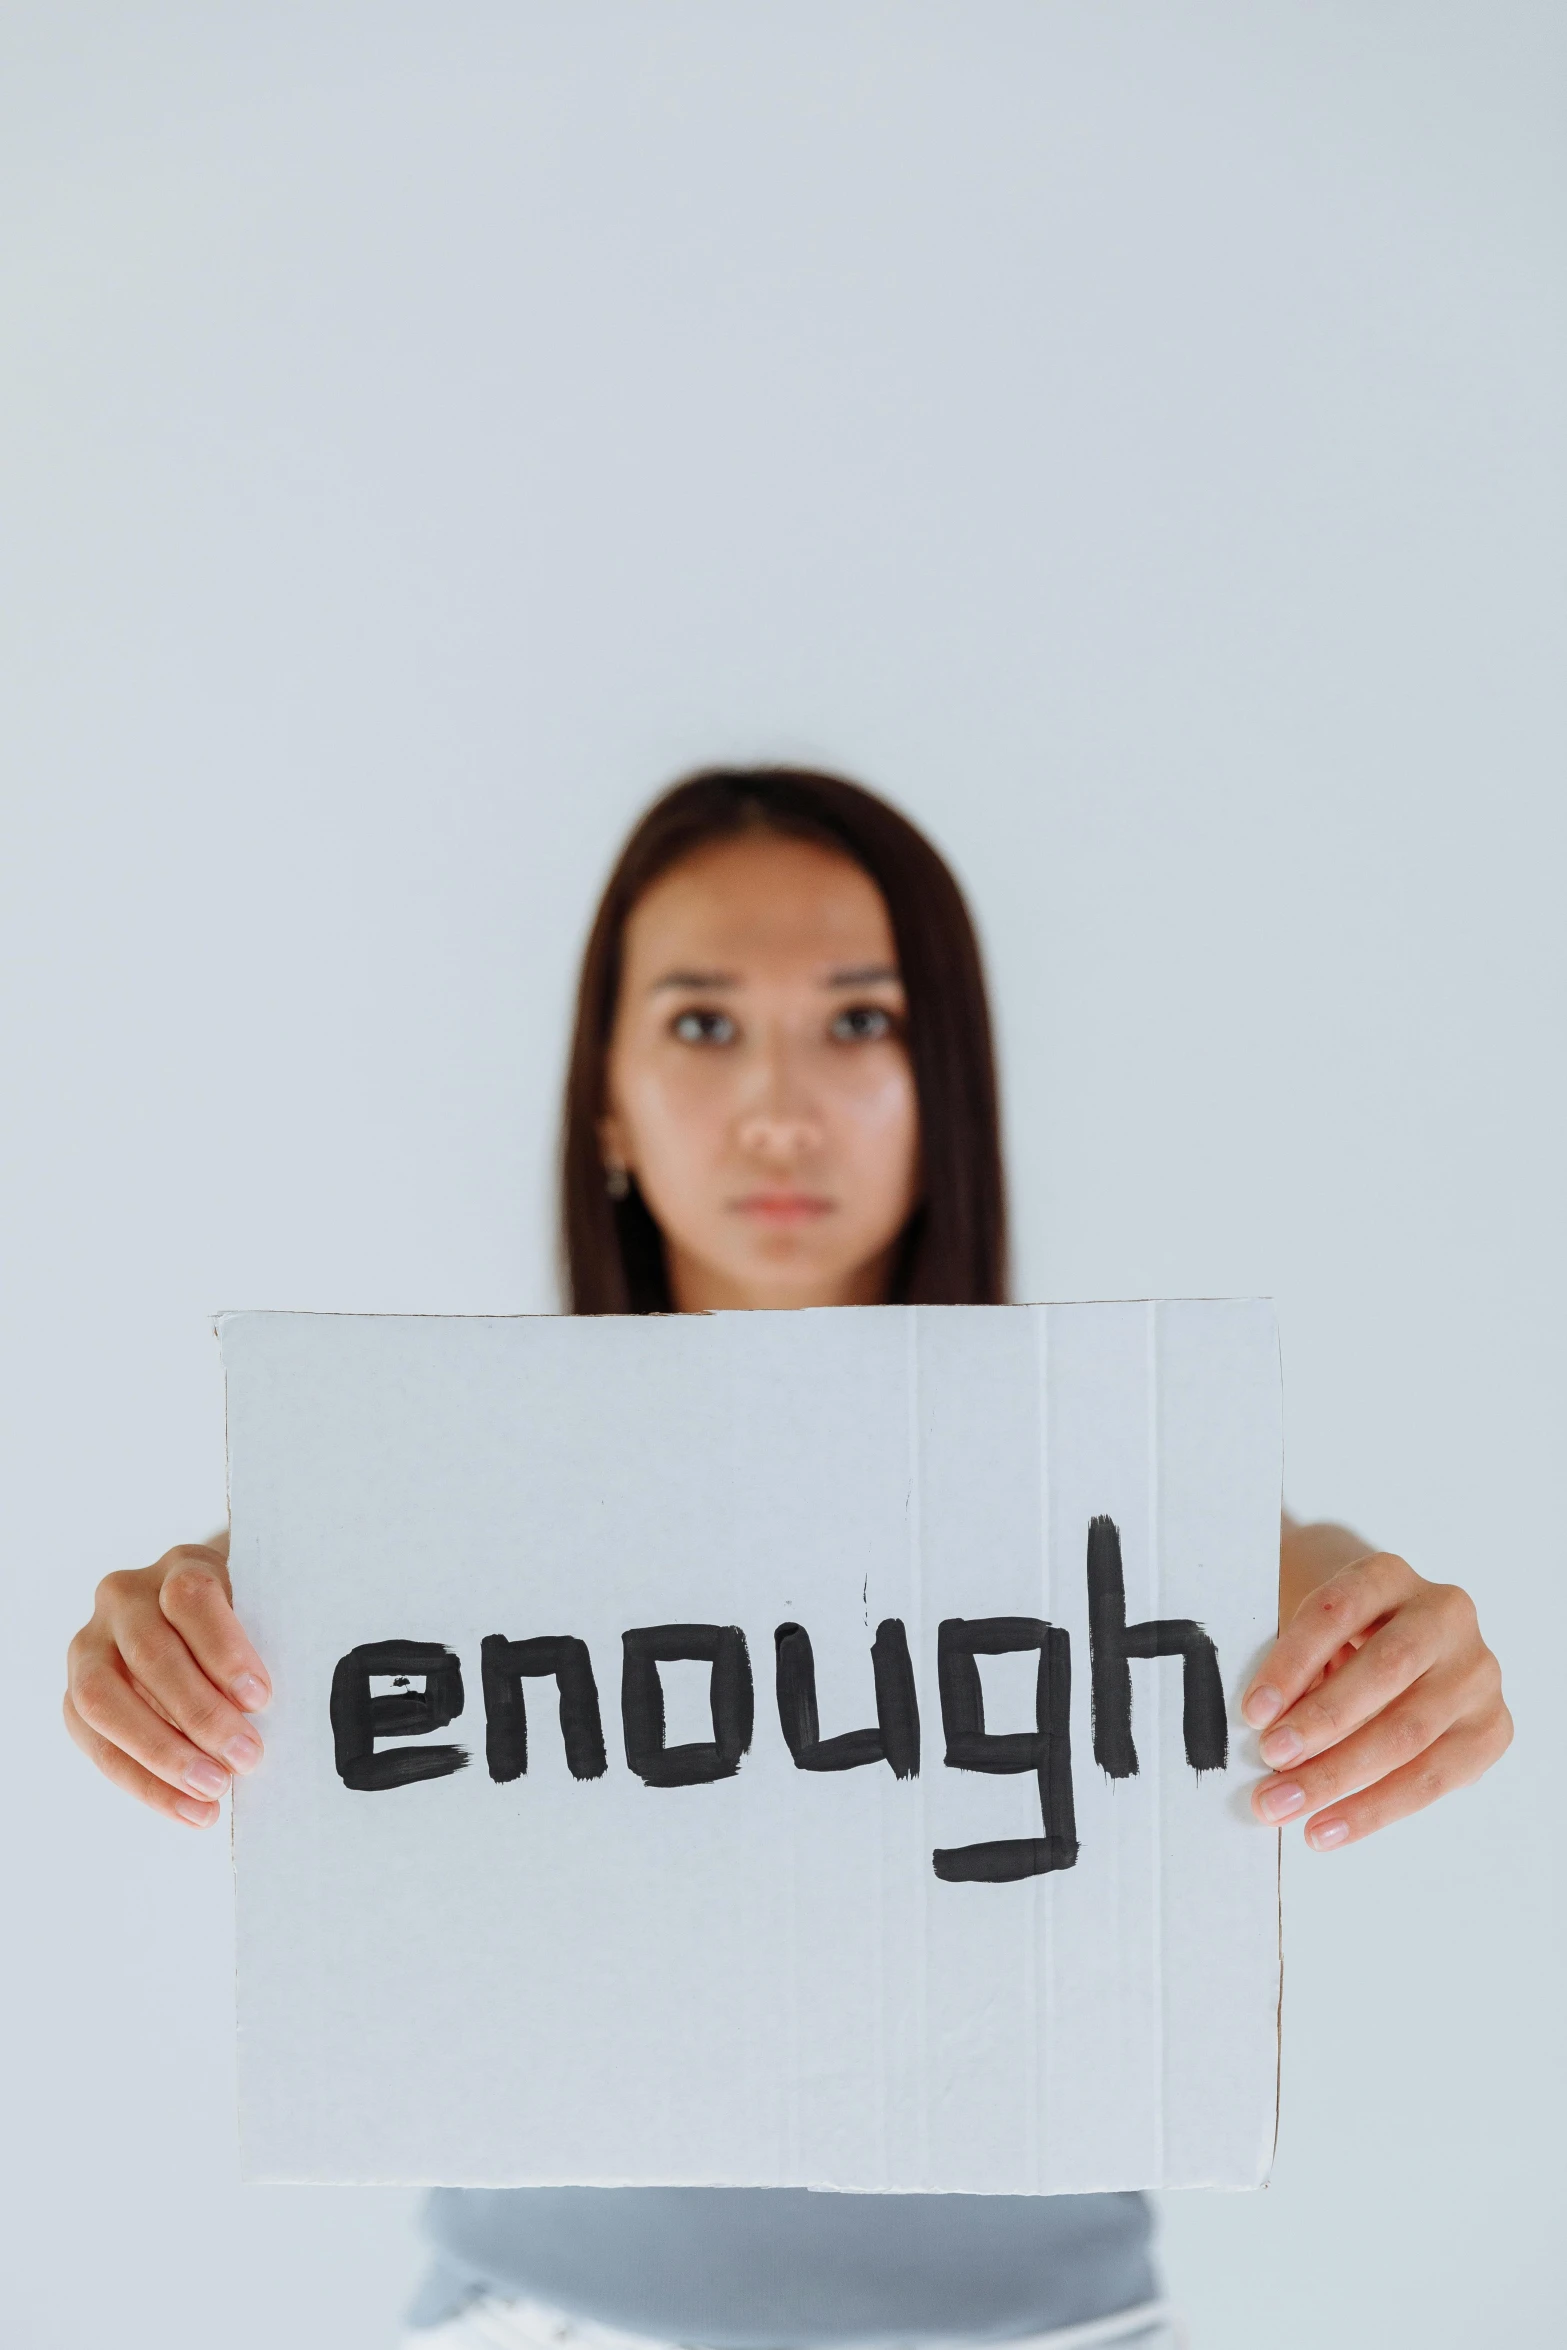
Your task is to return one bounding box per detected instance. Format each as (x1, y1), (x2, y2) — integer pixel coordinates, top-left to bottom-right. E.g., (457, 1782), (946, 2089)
(1147, 1300), (1168, 2186)
(905, 1305), (931, 2186)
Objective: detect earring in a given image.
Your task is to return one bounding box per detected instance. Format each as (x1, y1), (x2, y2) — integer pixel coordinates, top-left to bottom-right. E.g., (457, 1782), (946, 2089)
(605, 1160), (630, 1202)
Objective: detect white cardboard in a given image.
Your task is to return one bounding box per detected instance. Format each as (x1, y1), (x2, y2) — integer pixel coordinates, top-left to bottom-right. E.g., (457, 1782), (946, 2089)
(223, 1301), (1281, 2191)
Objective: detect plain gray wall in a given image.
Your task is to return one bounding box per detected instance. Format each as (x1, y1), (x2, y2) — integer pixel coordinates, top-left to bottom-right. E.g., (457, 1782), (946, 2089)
(2, 5), (1561, 2344)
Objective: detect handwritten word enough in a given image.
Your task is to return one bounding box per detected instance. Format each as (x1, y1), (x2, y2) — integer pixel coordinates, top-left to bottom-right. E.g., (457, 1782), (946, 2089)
(328, 1517), (1227, 1883)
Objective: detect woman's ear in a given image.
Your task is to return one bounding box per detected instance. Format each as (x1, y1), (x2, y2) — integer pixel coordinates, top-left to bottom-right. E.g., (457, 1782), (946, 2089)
(597, 1110), (632, 1183)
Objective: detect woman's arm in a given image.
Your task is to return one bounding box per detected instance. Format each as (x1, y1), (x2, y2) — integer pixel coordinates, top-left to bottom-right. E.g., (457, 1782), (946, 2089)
(63, 1527), (270, 1828)
(1245, 1515), (1511, 1849)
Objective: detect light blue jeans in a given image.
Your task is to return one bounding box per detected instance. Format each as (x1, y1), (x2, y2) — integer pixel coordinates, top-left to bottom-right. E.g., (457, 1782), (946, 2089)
(403, 2296), (1185, 2350)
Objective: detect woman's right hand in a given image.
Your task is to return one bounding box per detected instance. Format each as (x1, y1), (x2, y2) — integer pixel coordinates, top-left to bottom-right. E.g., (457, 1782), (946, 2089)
(64, 1540), (272, 1828)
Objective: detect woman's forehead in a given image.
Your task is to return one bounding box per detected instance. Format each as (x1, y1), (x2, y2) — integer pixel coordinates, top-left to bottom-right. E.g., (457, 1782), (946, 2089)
(622, 834), (898, 981)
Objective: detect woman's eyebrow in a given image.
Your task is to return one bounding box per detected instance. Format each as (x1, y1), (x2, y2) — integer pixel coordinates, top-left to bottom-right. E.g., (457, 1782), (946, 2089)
(649, 967), (739, 993)
(823, 963), (902, 988)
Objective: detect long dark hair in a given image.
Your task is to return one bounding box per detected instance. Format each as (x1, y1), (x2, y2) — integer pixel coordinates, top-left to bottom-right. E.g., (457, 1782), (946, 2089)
(561, 767), (1008, 1312)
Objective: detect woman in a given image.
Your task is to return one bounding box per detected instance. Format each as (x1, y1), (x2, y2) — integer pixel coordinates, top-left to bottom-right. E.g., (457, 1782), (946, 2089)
(65, 769), (1511, 2349)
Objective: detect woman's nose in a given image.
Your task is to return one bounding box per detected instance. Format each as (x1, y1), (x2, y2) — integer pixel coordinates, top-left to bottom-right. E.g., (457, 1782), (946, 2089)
(736, 1107), (825, 1162)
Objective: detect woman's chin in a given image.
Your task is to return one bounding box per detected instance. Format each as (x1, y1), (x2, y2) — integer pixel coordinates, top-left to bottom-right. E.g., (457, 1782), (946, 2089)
(666, 1226), (900, 1311)
(732, 1238), (893, 1311)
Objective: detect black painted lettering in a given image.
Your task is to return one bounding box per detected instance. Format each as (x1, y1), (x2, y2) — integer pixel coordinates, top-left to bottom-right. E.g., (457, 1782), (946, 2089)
(931, 1617), (1078, 1882)
(480, 1634), (607, 1783)
(330, 1639), (467, 1791)
(621, 1624), (754, 1786)
(1087, 1514), (1228, 1777)
(773, 1618), (920, 1779)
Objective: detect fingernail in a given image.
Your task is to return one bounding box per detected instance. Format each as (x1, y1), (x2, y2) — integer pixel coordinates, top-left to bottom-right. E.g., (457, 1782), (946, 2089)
(232, 1673), (270, 1709)
(1259, 1724), (1305, 1768)
(184, 1758), (228, 1799)
(1242, 1684), (1283, 1728)
(224, 1733), (264, 1774)
(1258, 1780), (1306, 1822)
(175, 1795), (218, 1827)
(1309, 1817), (1350, 1851)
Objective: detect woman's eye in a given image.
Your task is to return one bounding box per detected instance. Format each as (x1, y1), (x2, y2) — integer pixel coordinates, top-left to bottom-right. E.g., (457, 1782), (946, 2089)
(671, 1009), (737, 1046)
(830, 1004), (894, 1043)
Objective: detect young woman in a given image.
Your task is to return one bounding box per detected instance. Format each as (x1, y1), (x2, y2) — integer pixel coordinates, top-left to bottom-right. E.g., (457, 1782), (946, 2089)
(65, 770), (1511, 2350)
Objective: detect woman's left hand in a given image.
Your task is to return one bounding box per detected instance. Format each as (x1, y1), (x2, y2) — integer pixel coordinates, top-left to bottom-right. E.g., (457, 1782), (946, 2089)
(1244, 1544), (1511, 1850)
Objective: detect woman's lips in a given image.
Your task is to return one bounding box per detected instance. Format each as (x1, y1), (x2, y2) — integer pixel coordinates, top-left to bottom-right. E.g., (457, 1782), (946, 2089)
(731, 1192), (835, 1224)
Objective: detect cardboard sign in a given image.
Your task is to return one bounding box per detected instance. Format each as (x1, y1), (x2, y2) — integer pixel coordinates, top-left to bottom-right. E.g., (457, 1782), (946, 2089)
(223, 1300), (1282, 2191)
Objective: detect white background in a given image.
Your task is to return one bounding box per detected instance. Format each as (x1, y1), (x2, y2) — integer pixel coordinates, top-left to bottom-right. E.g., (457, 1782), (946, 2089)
(1, 5), (1561, 2345)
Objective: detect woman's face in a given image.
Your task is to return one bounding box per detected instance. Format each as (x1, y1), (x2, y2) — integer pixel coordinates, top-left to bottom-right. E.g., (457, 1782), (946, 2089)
(601, 831), (921, 1311)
